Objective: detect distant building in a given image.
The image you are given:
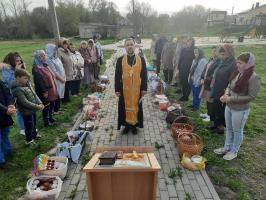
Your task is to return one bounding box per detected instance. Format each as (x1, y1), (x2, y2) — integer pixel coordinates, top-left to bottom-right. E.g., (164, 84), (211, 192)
(79, 23), (134, 39)
(207, 11), (227, 27)
(236, 3), (266, 25)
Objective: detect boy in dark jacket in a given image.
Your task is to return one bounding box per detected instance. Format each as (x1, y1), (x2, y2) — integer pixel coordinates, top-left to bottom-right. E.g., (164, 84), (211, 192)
(11, 69), (44, 146)
(0, 80), (16, 168)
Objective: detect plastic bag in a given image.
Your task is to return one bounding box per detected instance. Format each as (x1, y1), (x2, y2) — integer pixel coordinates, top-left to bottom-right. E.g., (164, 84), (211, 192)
(181, 153), (206, 171)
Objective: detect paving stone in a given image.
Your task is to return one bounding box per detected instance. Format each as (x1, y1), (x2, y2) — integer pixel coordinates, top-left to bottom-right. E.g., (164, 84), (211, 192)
(160, 190), (169, 200)
(71, 173), (81, 185)
(167, 184), (178, 197)
(73, 191), (84, 200)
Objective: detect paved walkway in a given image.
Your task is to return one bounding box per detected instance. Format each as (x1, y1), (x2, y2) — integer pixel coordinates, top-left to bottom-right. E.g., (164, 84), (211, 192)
(58, 52), (220, 200)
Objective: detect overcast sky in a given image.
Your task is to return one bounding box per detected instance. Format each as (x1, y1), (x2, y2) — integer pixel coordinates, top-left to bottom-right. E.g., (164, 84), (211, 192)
(29, 0), (266, 15)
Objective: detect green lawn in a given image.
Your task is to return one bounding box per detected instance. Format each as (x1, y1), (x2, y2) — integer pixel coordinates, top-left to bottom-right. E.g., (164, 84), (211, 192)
(0, 39), (113, 200)
(145, 46), (266, 200)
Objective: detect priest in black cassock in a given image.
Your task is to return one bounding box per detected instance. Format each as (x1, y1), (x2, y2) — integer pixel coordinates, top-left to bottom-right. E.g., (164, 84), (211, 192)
(115, 37), (148, 134)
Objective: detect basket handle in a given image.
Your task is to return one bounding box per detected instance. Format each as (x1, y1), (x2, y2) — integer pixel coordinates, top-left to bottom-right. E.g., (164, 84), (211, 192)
(190, 133), (203, 155)
(173, 115), (190, 124)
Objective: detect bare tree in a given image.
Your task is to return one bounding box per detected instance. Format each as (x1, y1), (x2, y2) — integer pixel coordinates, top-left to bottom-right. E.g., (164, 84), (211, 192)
(9, 0), (18, 18)
(21, 0), (31, 15)
(88, 0), (99, 13)
(0, 0), (8, 18)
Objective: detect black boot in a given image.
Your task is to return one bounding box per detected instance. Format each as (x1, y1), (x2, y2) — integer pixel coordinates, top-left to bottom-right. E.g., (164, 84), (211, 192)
(122, 126), (130, 134)
(132, 127), (138, 135)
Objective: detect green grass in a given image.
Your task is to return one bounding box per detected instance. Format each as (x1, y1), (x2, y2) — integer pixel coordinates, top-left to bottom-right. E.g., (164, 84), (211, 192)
(145, 46), (266, 200)
(0, 40), (114, 200)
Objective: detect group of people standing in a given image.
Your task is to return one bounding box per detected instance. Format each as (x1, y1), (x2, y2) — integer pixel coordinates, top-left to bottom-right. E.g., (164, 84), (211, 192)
(151, 35), (260, 160)
(0, 36), (103, 168)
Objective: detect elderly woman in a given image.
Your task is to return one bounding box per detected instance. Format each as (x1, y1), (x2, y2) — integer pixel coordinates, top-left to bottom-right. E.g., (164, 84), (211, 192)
(68, 42), (84, 95)
(58, 38), (74, 102)
(93, 35), (103, 79)
(32, 50), (58, 127)
(188, 47), (207, 110)
(209, 44), (236, 134)
(79, 41), (95, 89)
(88, 39), (98, 80)
(161, 38), (176, 84)
(215, 52), (260, 160)
(45, 44), (66, 114)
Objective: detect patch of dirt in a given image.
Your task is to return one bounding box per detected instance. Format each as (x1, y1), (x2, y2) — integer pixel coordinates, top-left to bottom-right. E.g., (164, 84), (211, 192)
(207, 134), (266, 200)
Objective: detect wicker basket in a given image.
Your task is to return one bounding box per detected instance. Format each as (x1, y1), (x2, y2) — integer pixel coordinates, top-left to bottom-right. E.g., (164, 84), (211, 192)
(177, 133), (203, 156)
(171, 123), (193, 139)
(171, 116), (193, 137)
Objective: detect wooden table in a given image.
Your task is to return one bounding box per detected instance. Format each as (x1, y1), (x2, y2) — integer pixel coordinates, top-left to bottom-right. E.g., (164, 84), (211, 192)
(83, 146), (161, 200)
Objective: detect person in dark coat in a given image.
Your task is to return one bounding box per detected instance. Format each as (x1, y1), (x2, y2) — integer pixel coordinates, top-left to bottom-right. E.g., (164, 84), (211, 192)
(0, 80), (15, 168)
(199, 46), (221, 122)
(32, 50), (58, 127)
(209, 44), (236, 134)
(154, 34), (167, 74)
(115, 38), (148, 134)
(178, 37), (195, 101)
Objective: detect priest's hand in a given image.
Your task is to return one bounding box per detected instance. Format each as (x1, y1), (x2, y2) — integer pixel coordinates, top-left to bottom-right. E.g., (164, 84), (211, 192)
(141, 91), (147, 96)
(115, 92), (120, 97)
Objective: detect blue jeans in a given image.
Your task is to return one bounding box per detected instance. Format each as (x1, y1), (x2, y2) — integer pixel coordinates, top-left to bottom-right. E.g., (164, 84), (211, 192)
(0, 127), (12, 164)
(224, 106), (250, 153)
(42, 101), (55, 125)
(16, 111), (25, 130)
(191, 84), (201, 110)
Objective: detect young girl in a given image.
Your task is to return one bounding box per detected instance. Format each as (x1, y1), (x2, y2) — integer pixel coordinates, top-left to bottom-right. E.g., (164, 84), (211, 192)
(214, 52), (260, 160)
(188, 48), (207, 110)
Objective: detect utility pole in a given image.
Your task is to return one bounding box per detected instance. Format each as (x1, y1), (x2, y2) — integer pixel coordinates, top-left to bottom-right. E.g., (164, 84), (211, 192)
(132, 0), (137, 36)
(48, 0), (60, 40)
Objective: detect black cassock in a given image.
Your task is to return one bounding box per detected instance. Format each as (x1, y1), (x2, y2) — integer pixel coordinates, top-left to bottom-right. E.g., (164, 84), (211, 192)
(115, 54), (148, 130)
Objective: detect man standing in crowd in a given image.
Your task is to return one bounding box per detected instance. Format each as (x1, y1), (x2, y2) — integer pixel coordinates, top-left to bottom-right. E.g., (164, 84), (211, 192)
(115, 37), (147, 134)
(154, 34), (167, 74)
(0, 80), (16, 168)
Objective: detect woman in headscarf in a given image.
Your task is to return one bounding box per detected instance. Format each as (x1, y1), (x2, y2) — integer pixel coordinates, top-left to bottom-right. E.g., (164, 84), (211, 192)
(32, 50), (58, 127)
(209, 44), (236, 134)
(79, 41), (95, 88)
(58, 38), (74, 102)
(199, 46), (221, 122)
(188, 47), (207, 110)
(45, 44), (66, 114)
(88, 39), (98, 80)
(214, 52), (260, 160)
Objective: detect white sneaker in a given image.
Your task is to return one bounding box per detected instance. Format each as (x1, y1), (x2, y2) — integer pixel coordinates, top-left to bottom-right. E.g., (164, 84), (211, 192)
(223, 152), (237, 160)
(203, 116), (210, 122)
(25, 140), (34, 145)
(200, 113), (208, 118)
(214, 147), (228, 155)
(20, 130), (25, 135)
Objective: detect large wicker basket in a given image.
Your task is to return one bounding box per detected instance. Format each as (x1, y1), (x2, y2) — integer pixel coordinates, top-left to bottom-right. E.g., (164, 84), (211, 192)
(171, 123), (193, 139)
(171, 116), (193, 138)
(177, 133), (203, 156)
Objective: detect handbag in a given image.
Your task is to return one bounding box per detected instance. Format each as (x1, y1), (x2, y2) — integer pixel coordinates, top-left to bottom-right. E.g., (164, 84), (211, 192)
(165, 108), (182, 124)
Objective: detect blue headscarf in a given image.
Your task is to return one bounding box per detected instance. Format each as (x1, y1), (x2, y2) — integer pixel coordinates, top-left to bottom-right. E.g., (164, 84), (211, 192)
(45, 44), (56, 59)
(33, 50), (45, 68)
